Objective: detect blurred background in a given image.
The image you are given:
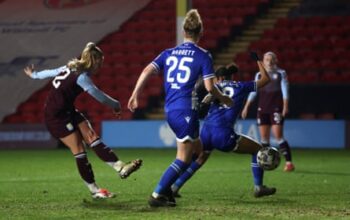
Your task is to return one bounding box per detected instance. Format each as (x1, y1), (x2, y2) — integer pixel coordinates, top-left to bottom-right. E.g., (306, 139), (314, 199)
(0, 0), (349, 149)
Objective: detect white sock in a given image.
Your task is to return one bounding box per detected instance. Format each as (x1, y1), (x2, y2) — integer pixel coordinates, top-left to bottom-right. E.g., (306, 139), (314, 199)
(171, 185), (179, 193)
(152, 192), (159, 198)
(106, 162), (115, 167)
(254, 185), (262, 191)
(113, 160), (125, 172)
(85, 182), (99, 194)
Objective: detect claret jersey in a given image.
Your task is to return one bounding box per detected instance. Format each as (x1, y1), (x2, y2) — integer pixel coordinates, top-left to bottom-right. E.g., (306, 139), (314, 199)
(248, 68), (288, 113)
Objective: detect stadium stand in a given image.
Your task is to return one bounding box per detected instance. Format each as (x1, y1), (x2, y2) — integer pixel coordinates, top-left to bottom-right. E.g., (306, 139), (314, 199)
(240, 16), (350, 83)
(2, 0), (176, 130)
(232, 0), (350, 119)
(234, 0), (350, 84)
(2, 0), (350, 126)
(2, 0), (270, 127)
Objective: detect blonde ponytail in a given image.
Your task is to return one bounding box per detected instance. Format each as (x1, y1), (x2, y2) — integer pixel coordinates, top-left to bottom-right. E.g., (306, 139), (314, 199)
(67, 42), (103, 72)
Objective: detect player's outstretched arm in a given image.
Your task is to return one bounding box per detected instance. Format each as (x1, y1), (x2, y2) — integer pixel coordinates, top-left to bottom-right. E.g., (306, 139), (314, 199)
(242, 52), (269, 119)
(88, 87), (121, 118)
(76, 73), (121, 118)
(250, 51), (270, 89)
(256, 61), (270, 88)
(24, 64), (35, 78)
(24, 64), (66, 80)
(128, 64), (157, 112)
(242, 60), (270, 118)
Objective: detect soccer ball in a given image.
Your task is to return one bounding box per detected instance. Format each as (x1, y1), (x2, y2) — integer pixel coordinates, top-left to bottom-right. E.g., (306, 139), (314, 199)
(256, 147), (281, 171)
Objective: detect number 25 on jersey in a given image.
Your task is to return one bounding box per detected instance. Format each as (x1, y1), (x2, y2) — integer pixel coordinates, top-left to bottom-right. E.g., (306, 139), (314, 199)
(166, 56), (193, 89)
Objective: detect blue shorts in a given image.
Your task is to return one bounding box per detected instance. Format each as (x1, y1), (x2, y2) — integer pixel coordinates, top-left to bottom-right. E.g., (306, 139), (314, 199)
(166, 110), (199, 142)
(200, 123), (238, 152)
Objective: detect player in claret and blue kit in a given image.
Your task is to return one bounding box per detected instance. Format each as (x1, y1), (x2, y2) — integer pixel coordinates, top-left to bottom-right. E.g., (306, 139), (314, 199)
(24, 42), (142, 199)
(128, 9), (232, 207)
(171, 52), (278, 198)
(241, 51), (295, 172)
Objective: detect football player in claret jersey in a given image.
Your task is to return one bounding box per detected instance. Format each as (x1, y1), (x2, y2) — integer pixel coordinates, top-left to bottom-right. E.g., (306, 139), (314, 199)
(171, 53), (277, 198)
(128, 9), (232, 207)
(24, 42), (142, 199)
(241, 51), (295, 172)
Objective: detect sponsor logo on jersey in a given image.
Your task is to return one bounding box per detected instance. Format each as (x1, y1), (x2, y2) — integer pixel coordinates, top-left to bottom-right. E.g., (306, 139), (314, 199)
(66, 123), (74, 131)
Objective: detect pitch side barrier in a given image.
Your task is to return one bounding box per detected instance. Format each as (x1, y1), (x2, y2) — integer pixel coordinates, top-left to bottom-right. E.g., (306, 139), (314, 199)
(102, 120), (347, 149)
(0, 124), (56, 149)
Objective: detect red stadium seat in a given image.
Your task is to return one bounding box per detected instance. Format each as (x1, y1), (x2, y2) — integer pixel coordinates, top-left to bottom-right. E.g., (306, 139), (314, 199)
(6, 0), (316, 123)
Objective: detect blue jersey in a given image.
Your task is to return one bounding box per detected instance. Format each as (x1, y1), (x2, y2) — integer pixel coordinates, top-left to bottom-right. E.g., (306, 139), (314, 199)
(152, 42), (215, 112)
(200, 80), (256, 152)
(204, 80), (257, 127)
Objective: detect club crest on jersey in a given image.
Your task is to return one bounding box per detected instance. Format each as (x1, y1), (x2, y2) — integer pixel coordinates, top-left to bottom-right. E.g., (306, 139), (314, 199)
(273, 113), (282, 124)
(66, 123), (74, 131)
(273, 73), (278, 79)
(185, 116), (191, 123)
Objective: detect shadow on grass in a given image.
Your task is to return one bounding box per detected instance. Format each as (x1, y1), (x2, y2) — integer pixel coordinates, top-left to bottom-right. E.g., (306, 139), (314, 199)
(235, 197), (295, 205)
(81, 198), (174, 213)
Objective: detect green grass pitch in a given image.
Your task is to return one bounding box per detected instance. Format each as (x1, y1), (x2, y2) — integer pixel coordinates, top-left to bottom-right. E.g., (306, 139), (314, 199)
(0, 148), (349, 219)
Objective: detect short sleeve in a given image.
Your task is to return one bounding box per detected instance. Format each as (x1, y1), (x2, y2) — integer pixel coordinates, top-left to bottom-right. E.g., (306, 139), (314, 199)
(241, 81), (257, 93)
(151, 50), (167, 72)
(201, 52), (215, 80)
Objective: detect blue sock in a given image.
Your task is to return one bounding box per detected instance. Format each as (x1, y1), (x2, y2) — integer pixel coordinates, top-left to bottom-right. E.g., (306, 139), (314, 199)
(154, 159), (189, 195)
(252, 154), (264, 186)
(172, 161), (202, 192)
(191, 153), (199, 161)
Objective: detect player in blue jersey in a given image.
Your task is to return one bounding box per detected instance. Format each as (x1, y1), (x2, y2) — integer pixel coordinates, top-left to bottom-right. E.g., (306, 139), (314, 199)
(128, 9), (232, 207)
(241, 51), (295, 172)
(24, 42), (142, 199)
(171, 53), (277, 198)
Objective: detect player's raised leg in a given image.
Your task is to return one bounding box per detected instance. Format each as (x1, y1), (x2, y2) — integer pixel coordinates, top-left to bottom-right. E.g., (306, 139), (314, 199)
(60, 131), (114, 199)
(78, 120), (142, 179)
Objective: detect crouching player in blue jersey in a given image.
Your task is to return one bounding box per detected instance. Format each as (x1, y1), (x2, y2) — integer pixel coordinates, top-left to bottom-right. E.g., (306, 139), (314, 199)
(128, 9), (233, 207)
(171, 52), (277, 198)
